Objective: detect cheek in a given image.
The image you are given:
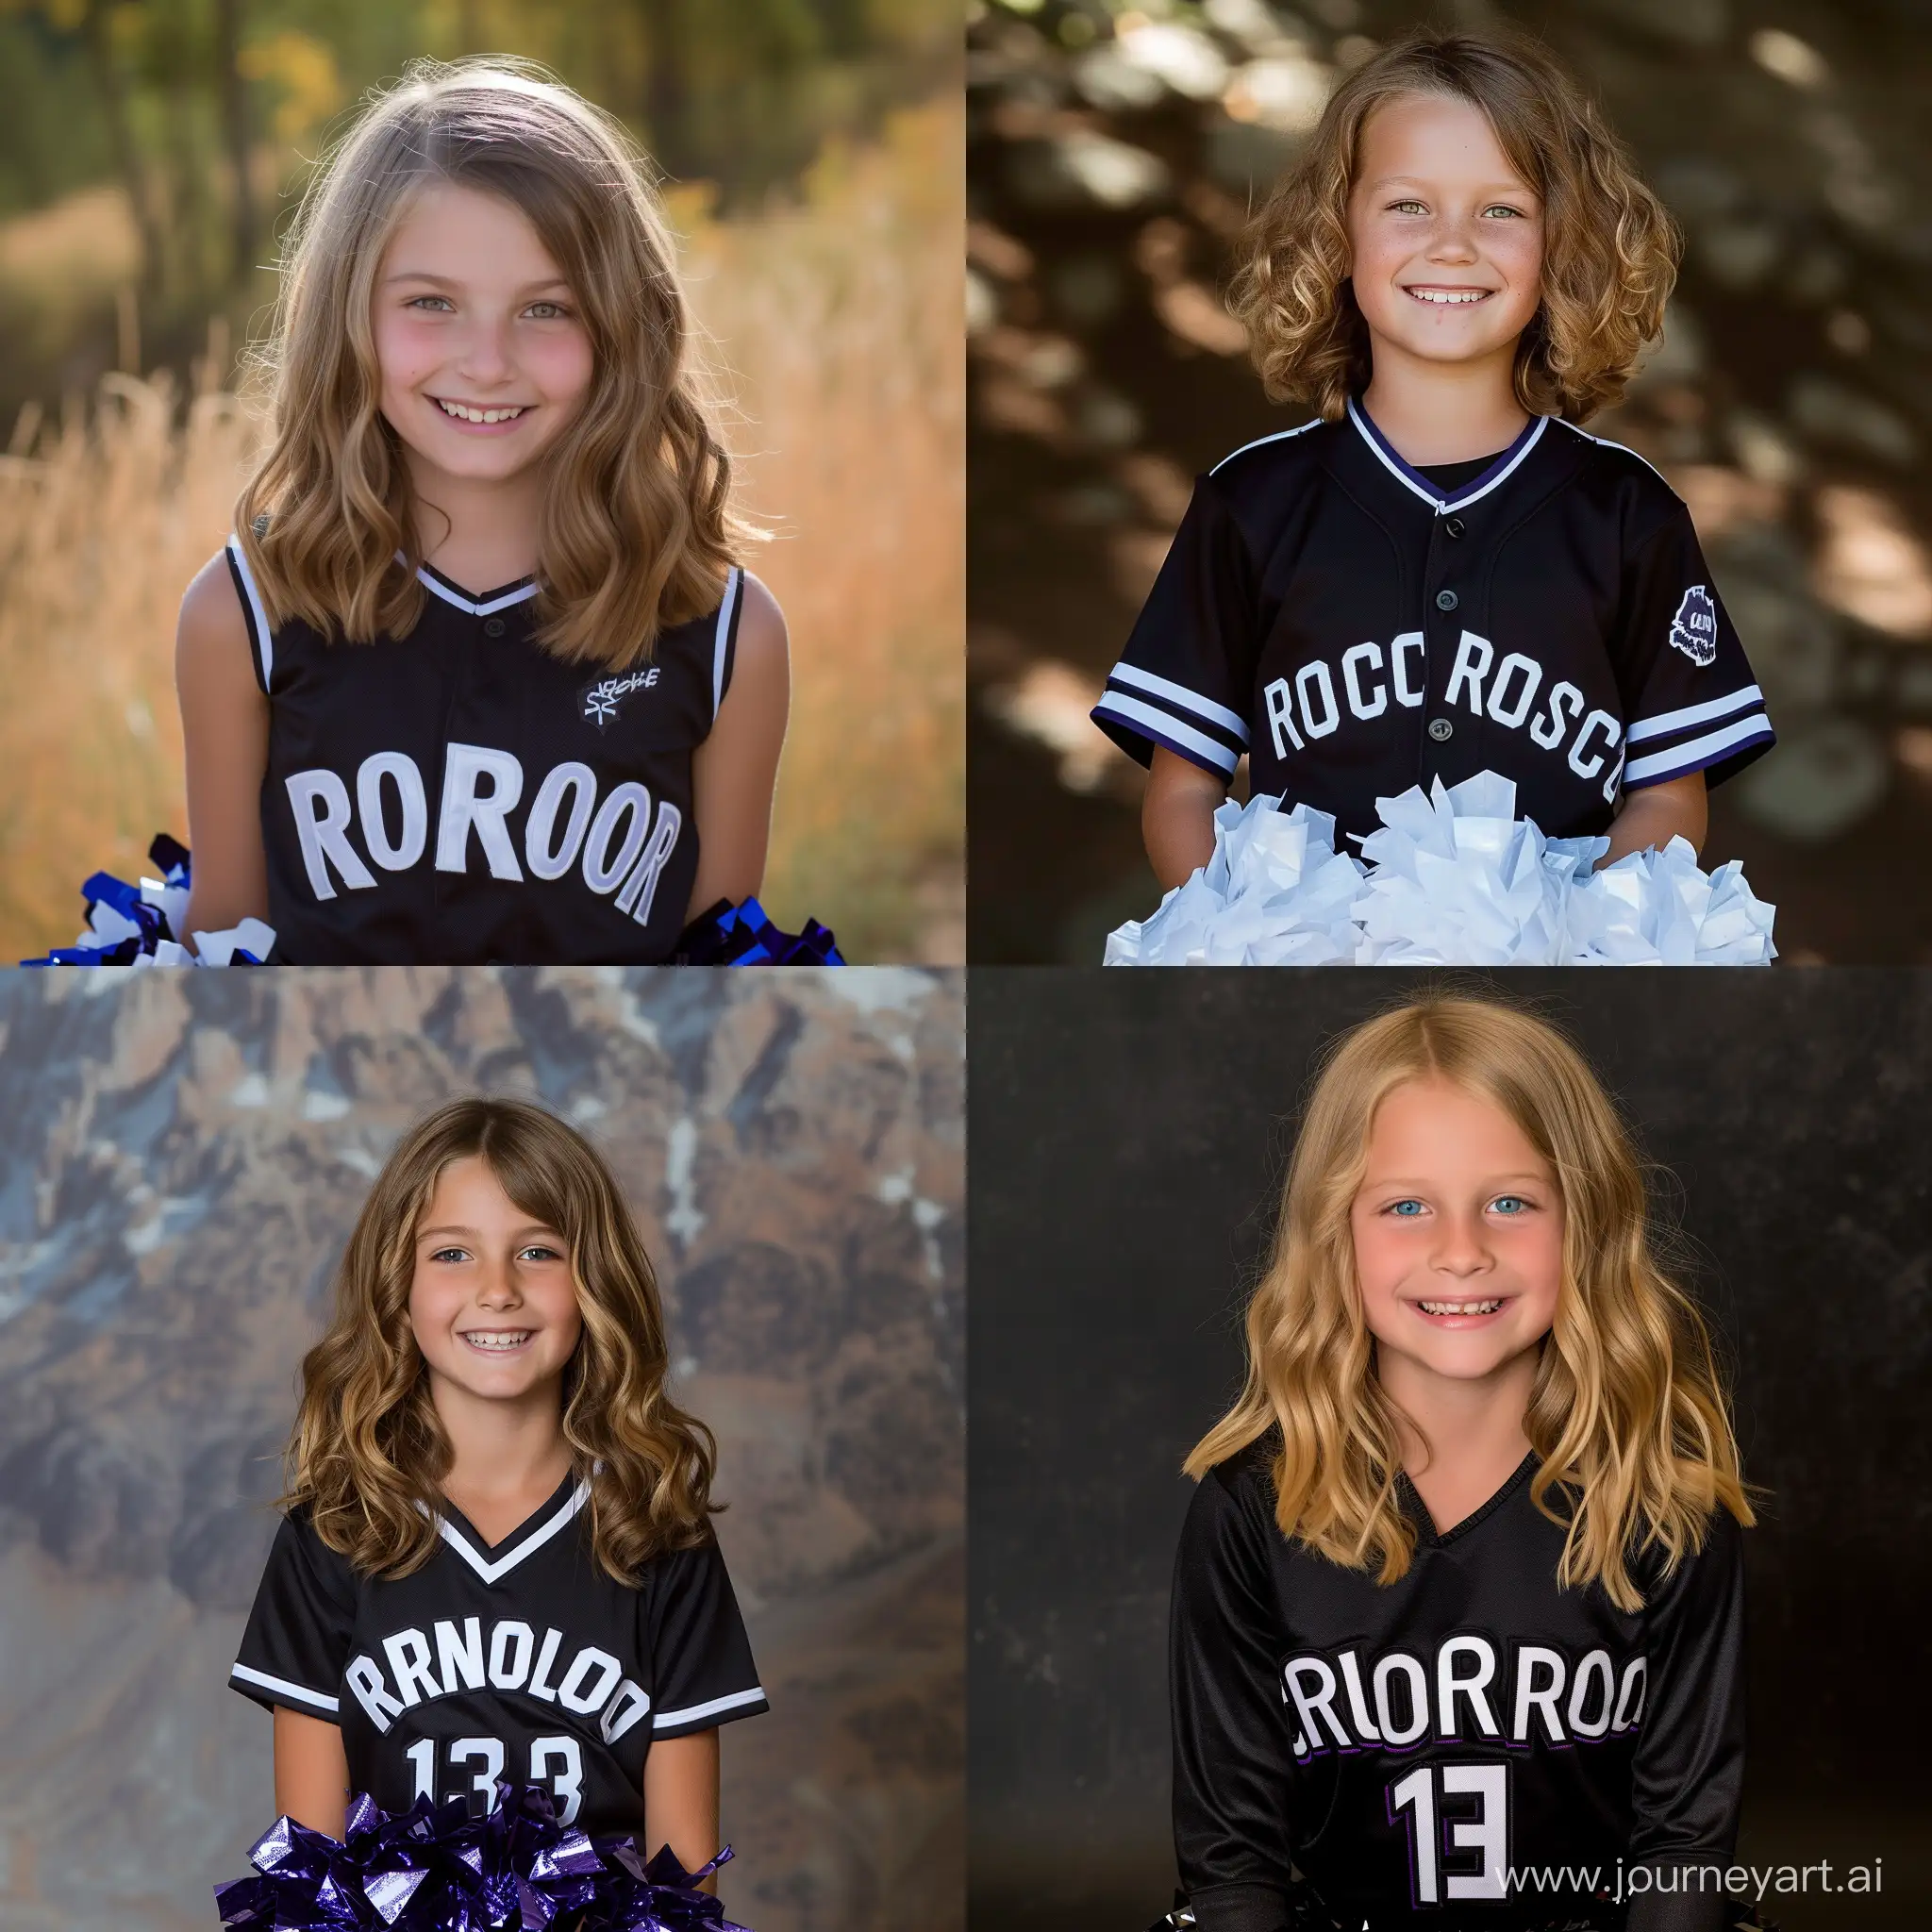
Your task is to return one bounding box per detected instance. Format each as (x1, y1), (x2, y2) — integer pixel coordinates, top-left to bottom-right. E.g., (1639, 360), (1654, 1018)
(529, 332), (593, 404)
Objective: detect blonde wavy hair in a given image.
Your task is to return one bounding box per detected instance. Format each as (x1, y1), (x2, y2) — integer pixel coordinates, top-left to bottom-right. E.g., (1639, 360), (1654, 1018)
(235, 57), (755, 668)
(282, 1095), (717, 1582)
(1185, 995), (1752, 1612)
(1230, 26), (1680, 424)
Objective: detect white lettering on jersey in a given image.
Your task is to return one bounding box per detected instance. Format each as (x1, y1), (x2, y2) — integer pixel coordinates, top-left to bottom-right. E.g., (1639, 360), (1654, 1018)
(1391, 632), (1425, 708)
(1296, 660), (1340, 739)
(524, 762), (598, 880)
(1444, 630), (1494, 714)
(488, 1620), (536, 1690)
(437, 743), (525, 880)
(1436, 1636), (1500, 1740)
(1341, 643), (1387, 722)
(283, 747), (689, 922)
(1264, 677), (1304, 757)
(1287, 1640), (1647, 1759)
(527, 1626), (567, 1703)
(558, 1647), (625, 1716)
(1567, 709), (1622, 781)
(435, 1617), (487, 1696)
(1529, 679), (1584, 750)
(345, 1654), (405, 1732)
(1486, 653), (1542, 730)
(384, 1627), (441, 1708)
(600, 1679), (653, 1744)
(286, 770), (378, 900)
(357, 752), (428, 871)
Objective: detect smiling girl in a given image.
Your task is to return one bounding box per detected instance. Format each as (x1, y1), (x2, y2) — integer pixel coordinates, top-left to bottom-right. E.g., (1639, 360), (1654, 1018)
(229, 1097), (764, 1888)
(177, 59), (787, 963)
(1168, 996), (1758, 1932)
(1093, 29), (1774, 894)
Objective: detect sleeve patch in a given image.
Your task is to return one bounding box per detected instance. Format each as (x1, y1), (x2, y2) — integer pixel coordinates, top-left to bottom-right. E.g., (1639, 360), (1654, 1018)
(1668, 586), (1718, 667)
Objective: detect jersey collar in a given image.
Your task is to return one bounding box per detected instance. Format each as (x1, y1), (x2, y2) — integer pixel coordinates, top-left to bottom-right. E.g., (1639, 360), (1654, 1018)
(1345, 397), (1550, 515)
(400, 552), (542, 617)
(425, 1470), (591, 1584)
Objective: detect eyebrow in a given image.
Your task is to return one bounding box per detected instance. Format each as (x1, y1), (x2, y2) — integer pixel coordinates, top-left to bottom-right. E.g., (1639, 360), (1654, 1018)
(383, 271), (573, 292)
(1362, 1171), (1550, 1188)
(415, 1222), (565, 1242)
(1364, 175), (1537, 196)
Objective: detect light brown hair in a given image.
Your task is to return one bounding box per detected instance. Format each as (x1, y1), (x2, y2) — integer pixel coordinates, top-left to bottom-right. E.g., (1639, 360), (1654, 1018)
(1229, 26), (1679, 424)
(235, 57), (756, 668)
(1185, 995), (1752, 1612)
(283, 1095), (717, 1581)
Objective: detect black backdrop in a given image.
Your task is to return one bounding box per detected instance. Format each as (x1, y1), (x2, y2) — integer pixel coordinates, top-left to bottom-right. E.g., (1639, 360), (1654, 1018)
(968, 971), (1932, 1932)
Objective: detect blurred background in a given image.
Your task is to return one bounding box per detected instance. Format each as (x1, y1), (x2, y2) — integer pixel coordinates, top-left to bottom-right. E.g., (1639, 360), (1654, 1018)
(0, 964), (964, 1932)
(967, 0), (1932, 962)
(0, 0), (962, 965)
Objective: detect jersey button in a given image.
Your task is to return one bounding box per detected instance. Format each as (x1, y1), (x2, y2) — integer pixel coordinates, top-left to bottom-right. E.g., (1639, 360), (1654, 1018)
(1443, 517), (1466, 539)
(1427, 717), (1455, 742)
(483, 616), (507, 637)
(1435, 589), (1459, 612)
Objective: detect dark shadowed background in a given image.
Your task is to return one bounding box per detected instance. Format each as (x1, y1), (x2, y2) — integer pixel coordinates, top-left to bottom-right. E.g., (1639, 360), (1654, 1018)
(0, 965), (963, 1932)
(969, 0), (1932, 962)
(969, 970), (1931, 1930)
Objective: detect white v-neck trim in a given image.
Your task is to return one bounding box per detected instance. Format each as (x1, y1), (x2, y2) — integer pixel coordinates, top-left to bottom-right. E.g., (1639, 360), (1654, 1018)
(1346, 398), (1549, 514)
(395, 550), (542, 617)
(428, 1476), (591, 1584)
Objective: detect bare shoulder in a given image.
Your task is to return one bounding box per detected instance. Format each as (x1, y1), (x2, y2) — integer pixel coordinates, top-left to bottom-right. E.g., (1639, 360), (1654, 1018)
(734, 570), (789, 668)
(176, 547), (252, 673)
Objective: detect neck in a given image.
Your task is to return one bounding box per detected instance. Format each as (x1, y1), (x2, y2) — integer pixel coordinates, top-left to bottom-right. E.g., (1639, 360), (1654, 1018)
(1378, 1341), (1538, 1485)
(1359, 337), (1531, 468)
(429, 1370), (574, 1505)
(404, 447), (547, 588)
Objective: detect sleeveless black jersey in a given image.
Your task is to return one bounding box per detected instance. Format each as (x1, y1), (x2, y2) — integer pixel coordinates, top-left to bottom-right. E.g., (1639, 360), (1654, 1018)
(1092, 405), (1774, 845)
(229, 1473), (767, 1842)
(1172, 1445), (1745, 1932)
(225, 538), (742, 964)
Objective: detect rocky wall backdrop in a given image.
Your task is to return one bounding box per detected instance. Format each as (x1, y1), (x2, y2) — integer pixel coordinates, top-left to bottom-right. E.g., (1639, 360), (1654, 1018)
(0, 967), (964, 1932)
(970, 0), (1932, 961)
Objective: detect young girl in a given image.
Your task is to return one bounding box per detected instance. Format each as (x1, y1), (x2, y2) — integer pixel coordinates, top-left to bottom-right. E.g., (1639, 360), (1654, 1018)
(1092, 29), (1774, 891)
(177, 59), (788, 964)
(229, 1097), (766, 1886)
(1169, 997), (1755, 1932)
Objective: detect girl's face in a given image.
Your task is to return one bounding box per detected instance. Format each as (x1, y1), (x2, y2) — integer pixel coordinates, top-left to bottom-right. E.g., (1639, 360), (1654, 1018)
(1344, 92), (1545, 380)
(408, 1155), (583, 1407)
(1349, 1075), (1564, 1390)
(372, 181), (594, 489)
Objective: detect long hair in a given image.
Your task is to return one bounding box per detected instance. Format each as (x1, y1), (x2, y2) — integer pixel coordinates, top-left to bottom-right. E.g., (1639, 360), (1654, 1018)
(1229, 26), (1679, 425)
(235, 57), (756, 668)
(1185, 996), (1751, 1612)
(282, 1096), (717, 1582)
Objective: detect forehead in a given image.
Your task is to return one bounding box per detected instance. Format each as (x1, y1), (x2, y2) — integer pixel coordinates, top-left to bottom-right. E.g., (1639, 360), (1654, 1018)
(1361, 1075), (1550, 1171)
(380, 178), (568, 283)
(1355, 90), (1529, 188)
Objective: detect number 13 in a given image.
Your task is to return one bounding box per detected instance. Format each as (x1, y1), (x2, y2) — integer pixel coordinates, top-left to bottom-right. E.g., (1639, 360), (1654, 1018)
(1389, 1763), (1508, 1904)
(403, 1735), (586, 1824)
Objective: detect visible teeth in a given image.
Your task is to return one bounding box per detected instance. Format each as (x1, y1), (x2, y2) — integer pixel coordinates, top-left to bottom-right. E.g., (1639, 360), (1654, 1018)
(1409, 289), (1487, 304)
(438, 400), (525, 424)
(463, 1331), (531, 1349)
(1418, 1299), (1503, 1315)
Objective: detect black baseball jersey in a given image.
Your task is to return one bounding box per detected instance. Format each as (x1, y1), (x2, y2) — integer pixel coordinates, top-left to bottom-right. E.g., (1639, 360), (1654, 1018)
(226, 538), (743, 964)
(229, 1472), (767, 1841)
(1172, 1444), (1745, 1932)
(1092, 405), (1774, 844)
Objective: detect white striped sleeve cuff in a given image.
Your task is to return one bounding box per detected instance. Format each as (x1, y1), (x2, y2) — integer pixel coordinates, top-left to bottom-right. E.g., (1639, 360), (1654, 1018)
(1091, 664), (1247, 779)
(230, 1661), (341, 1715)
(1624, 705), (1775, 787)
(651, 1684), (769, 1734)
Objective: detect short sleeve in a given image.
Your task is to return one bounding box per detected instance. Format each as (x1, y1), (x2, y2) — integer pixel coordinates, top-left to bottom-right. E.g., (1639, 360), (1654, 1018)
(1621, 1507), (1747, 1932)
(1614, 505), (1774, 793)
(1170, 1463), (1299, 1932)
(1092, 476), (1258, 782)
(643, 1535), (768, 1740)
(229, 1512), (359, 1722)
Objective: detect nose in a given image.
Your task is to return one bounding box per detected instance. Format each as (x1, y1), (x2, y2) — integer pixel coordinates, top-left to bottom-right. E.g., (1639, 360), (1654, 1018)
(1430, 1207), (1492, 1278)
(475, 1251), (524, 1307)
(1426, 211), (1480, 264)
(454, 310), (517, 386)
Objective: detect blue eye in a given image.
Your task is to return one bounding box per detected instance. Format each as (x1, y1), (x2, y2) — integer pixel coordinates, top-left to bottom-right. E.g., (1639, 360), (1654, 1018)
(1389, 1199), (1426, 1218)
(430, 1245), (470, 1263)
(1491, 1195), (1528, 1215)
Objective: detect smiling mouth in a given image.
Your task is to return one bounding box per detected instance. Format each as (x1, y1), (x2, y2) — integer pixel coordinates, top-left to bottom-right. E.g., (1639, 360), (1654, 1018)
(459, 1329), (533, 1352)
(1404, 287), (1493, 306)
(1414, 1297), (1506, 1317)
(434, 398), (530, 424)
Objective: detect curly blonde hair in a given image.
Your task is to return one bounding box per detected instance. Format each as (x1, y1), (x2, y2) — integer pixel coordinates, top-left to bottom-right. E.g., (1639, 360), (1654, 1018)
(1185, 995), (1752, 1613)
(236, 57), (758, 668)
(282, 1095), (718, 1583)
(1230, 27), (1680, 425)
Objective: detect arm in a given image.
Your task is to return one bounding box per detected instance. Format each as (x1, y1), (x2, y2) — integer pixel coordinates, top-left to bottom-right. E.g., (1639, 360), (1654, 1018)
(686, 573), (789, 919)
(175, 551), (271, 943)
(1144, 747), (1229, 891)
(1603, 770), (1707, 866)
(273, 1706), (349, 1840)
(642, 1728), (722, 1891)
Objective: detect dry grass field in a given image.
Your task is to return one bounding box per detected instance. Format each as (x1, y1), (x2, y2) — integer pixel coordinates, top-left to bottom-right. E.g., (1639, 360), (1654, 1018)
(0, 94), (962, 965)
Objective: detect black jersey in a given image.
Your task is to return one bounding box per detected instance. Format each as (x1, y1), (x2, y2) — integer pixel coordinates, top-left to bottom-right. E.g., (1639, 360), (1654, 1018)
(229, 1473), (767, 1841)
(1092, 405), (1774, 845)
(1172, 1445), (1744, 1932)
(226, 538), (743, 964)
